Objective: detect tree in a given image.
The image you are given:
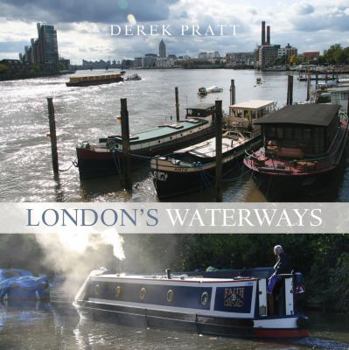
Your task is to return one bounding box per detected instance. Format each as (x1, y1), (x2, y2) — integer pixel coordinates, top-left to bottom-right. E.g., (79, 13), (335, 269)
(0, 63), (8, 74)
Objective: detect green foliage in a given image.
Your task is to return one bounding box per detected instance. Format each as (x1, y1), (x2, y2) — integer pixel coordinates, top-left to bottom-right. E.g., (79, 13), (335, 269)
(122, 234), (349, 312)
(322, 44), (349, 65)
(0, 63), (9, 74)
(31, 64), (41, 74)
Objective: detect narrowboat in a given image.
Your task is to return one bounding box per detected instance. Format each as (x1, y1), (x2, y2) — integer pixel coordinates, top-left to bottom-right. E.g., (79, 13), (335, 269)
(76, 104), (216, 179)
(151, 100), (275, 199)
(66, 72), (124, 87)
(244, 104), (348, 190)
(73, 268), (309, 339)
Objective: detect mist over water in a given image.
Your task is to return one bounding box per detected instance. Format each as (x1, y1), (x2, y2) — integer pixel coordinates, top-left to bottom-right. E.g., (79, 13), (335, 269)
(34, 231), (125, 299)
(1, 69), (348, 202)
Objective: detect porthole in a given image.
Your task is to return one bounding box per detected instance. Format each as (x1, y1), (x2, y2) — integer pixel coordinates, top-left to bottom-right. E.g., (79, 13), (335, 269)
(115, 285), (122, 298)
(95, 284), (101, 297)
(167, 289), (174, 303)
(139, 287), (147, 300)
(201, 291), (209, 306)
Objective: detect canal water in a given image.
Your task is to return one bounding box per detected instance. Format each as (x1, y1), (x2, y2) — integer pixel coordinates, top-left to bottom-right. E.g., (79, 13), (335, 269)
(1, 69), (349, 202)
(0, 301), (348, 350)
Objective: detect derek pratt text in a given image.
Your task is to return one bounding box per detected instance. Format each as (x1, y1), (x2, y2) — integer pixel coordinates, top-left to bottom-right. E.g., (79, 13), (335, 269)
(110, 24), (239, 37)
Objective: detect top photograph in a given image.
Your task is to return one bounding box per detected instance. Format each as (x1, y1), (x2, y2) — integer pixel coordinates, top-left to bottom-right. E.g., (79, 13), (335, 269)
(1, 0), (349, 202)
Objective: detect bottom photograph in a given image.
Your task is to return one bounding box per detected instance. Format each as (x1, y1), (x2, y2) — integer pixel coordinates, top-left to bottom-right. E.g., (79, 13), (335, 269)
(0, 234), (348, 350)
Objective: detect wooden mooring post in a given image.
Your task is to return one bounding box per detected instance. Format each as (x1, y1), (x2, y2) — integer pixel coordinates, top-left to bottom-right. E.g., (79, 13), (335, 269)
(230, 79), (236, 106)
(215, 100), (223, 202)
(47, 97), (59, 176)
(175, 87), (180, 122)
(120, 98), (132, 191)
(306, 73), (311, 101)
(287, 75), (293, 106)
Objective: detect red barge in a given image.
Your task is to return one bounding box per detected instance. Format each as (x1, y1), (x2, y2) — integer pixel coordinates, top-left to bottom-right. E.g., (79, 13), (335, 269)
(244, 104), (348, 190)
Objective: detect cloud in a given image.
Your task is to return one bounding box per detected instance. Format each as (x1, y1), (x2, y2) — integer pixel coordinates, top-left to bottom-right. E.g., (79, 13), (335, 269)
(293, 3), (315, 15)
(0, 0), (178, 23)
(2, 0), (349, 63)
(291, 5), (349, 32)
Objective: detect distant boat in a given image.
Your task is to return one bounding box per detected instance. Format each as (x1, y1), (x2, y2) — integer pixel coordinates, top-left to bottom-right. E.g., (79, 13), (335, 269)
(125, 73), (142, 81)
(256, 78), (262, 85)
(66, 72), (125, 87)
(198, 86), (223, 96)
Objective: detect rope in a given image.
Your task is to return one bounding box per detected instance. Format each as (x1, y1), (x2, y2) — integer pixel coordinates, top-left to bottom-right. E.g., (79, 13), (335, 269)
(58, 161), (75, 172)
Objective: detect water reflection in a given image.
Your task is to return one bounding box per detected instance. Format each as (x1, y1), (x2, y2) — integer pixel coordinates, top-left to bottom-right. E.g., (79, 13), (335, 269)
(0, 301), (348, 350)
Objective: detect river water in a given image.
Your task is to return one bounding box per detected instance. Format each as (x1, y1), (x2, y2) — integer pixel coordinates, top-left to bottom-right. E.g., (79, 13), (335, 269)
(0, 301), (348, 350)
(1, 69), (349, 202)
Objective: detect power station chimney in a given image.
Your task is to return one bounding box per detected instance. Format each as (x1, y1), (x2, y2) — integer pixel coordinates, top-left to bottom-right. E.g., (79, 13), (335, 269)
(261, 21), (266, 45)
(267, 25), (271, 45)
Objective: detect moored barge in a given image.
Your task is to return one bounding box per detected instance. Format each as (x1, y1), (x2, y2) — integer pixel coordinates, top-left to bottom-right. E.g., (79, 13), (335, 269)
(151, 100), (275, 199)
(244, 104), (348, 190)
(74, 268), (309, 339)
(76, 104), (216, 179)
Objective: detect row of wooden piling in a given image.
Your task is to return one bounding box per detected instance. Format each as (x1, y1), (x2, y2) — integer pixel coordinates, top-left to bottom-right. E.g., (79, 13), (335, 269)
(45, 74), (316, 202)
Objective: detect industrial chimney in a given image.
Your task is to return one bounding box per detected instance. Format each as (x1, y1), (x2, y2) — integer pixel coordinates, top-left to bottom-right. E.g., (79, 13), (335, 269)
(261, 21), (266, 45)
(267, 25), (271, 45)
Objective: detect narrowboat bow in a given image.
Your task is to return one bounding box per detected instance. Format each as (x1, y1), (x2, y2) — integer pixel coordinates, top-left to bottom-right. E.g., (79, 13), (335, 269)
(74, 268), (309, 339)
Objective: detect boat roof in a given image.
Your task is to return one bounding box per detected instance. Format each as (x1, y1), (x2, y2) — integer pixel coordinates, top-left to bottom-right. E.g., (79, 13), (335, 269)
(174, 134), (246, 158)
(186, 103), (215, 110)
(255, 103), (340, 127)
(230, 100), (275, 110)
(71, 71), (122, 78)
(121, 119), (206, 143)
(327, 87), (349, 93)
(93, 274), (257, 283)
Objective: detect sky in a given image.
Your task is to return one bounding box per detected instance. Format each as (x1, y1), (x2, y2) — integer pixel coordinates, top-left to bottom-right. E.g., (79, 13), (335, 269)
(1, 0), (349, 64)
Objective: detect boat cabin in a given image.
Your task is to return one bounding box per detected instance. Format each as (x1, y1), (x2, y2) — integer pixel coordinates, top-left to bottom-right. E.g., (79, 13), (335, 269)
(255, 104), (341, 158)
(186, 103), (215, 118)
(228, 100), (275, 135)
